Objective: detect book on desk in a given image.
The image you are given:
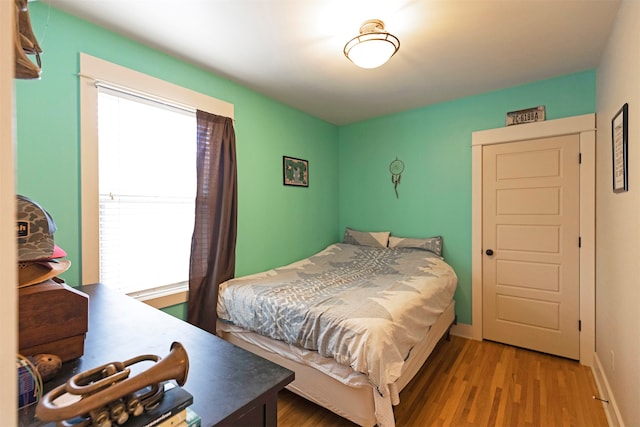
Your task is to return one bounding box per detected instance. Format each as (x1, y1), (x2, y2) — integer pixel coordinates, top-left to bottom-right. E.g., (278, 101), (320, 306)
(56, 382), (198, 427)
(120, 382), (197, 427)
(151, 406), (201, 427)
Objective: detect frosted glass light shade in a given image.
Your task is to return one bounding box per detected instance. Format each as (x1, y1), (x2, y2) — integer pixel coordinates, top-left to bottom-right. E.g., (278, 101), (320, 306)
(344, 20), (400, 69)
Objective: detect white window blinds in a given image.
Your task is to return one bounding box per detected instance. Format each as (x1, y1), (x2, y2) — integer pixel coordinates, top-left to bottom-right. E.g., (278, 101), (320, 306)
(97, 86), (196, 294)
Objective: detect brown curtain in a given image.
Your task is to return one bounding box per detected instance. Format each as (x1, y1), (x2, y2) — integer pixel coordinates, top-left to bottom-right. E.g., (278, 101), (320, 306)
(187, 110), (237, 334)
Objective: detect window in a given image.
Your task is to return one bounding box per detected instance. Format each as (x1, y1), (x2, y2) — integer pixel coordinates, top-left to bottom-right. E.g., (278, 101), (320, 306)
(97, 87), (196, 295)
(80, 53), (234, 307)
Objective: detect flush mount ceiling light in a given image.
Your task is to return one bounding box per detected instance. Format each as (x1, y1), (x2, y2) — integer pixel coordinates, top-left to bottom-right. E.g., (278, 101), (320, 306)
(344, 19), (400, 69)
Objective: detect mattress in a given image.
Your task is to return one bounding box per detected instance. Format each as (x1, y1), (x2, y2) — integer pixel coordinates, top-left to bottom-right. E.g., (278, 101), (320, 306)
(217, 243), (457, 393)
(217, 300), (457, 427)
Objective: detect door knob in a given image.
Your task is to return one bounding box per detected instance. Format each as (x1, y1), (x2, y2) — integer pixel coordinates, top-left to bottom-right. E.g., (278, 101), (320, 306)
(485, 249), (494, 256)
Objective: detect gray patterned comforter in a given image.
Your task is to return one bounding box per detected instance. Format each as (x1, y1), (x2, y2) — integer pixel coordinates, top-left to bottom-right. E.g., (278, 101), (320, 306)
(217, 243), (457, 389)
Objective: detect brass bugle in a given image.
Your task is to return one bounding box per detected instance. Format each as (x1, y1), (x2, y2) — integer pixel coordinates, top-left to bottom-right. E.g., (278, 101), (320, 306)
(35, 342), (189, 423)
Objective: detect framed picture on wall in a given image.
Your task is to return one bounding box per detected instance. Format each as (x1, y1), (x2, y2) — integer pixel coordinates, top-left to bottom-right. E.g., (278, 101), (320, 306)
(612, 103), (629, 193)
(283, 156), (309, 187)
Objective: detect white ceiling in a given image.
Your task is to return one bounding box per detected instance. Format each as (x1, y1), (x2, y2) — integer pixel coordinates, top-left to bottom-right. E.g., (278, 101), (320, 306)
(49, 0), (620, 125)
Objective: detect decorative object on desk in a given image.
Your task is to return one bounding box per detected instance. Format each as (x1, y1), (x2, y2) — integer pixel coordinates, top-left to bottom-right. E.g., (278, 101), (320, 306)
(612, 103), (629, 193)
(283, 156), (309, 187)
(19, 280), (88, 362)
(17, 354), (42, 409)
(36, 342), (190, 426)
(32, 353), (62, 382)
(389, 157), (404, 198)
(506, 105), (545, 126)
(16, 194), (68, 262)
(16, 196), (85, 361)
(16, 194), (71, 287)
(18, 259), (71, 288)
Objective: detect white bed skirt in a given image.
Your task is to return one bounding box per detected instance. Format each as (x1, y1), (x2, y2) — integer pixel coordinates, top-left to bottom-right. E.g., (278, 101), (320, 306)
(217, 300), (456, 427)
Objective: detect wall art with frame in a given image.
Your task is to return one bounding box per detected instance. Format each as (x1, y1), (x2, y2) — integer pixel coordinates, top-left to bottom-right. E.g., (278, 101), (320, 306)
(283, 156), (309, 187)
(612, 103), (629, 193)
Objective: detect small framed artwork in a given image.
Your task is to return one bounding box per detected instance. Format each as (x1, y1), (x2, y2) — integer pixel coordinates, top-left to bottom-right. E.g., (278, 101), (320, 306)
(283, 156), (309, 187)
(612, 103), (629, 193)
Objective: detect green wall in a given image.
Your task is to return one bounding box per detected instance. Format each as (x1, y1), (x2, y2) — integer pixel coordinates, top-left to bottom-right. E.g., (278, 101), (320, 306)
(338, 70), (596, 324)
(16, 4), (596, 326)
(161, 303), (188, 320)
(15, 3), (339, 289)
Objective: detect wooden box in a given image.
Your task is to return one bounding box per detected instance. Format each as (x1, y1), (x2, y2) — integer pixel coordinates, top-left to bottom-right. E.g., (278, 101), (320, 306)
(18, 280), (89, 362)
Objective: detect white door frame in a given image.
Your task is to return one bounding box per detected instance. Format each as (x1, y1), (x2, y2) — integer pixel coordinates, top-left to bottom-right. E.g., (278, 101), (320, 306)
(471, 114), (596, 366)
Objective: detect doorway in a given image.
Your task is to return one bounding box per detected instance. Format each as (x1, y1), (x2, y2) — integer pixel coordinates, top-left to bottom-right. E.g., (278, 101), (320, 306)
(470, 114), (596, 365)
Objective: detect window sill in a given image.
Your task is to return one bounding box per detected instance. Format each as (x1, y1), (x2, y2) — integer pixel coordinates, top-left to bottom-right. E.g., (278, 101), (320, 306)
(127, 283), (188, 309)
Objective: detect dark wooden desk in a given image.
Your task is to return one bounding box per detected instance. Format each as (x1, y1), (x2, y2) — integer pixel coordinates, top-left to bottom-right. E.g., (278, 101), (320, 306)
(19, 283), (294, 426)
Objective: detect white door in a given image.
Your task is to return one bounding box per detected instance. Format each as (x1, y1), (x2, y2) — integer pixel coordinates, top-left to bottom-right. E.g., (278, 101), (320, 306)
(482, 134), (580, 359)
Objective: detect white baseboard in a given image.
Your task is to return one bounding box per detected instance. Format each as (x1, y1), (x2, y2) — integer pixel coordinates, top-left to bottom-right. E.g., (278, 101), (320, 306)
(592, 352), (624, 427)
(450, 322), (474, 339)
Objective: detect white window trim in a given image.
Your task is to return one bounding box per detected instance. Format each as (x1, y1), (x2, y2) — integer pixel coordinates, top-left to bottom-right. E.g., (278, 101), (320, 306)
(79, 53), (234, 308)
(129, 282), (189, 309)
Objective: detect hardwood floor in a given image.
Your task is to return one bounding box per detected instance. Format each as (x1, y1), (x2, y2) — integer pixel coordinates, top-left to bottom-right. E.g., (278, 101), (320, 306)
(277, 335), (609, 426)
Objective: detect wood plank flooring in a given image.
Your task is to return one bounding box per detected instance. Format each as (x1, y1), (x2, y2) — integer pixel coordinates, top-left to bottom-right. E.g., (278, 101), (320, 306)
(277, 335), (609, 427)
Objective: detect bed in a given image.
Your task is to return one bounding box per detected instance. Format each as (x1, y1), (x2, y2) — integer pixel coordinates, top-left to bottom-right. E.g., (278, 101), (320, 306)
(216, 230), (458, 427)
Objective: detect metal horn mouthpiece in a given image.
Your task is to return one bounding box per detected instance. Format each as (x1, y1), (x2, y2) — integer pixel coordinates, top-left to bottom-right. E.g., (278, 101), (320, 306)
(35, 342), (189, 424)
